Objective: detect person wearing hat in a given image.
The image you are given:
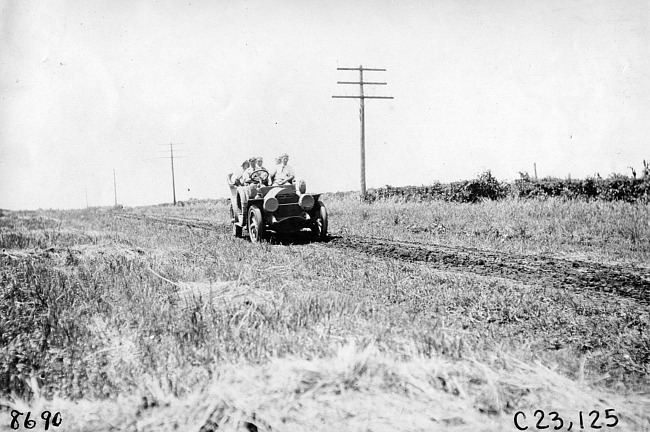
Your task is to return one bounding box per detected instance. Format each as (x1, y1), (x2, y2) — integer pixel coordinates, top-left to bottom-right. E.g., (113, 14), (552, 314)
(273, 153), (295, 186)
(228, 160), (250, 186)
(241, 157), (257, 184)
(255, 156), (271, 185)
(243, 156), (271, 185)
(269, 155), (282, 184)
(255, 156), (268, 171)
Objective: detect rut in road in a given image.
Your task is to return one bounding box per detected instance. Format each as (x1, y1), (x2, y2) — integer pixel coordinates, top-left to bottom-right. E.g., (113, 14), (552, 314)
(116, 213), (232, 233)
(115, 213), (650, 305)
(327, 235), (650, 306)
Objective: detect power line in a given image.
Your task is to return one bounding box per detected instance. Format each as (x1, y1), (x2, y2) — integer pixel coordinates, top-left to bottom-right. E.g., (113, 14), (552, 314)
(333, 65), (394, 200)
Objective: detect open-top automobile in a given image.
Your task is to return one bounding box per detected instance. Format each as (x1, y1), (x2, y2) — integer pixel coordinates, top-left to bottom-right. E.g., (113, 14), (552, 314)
(227, 169), (328, 242)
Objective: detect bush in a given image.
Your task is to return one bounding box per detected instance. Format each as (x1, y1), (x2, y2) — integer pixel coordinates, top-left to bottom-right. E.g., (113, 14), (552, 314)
(365, 172), (650, 204)
(511, 176), (649, 203)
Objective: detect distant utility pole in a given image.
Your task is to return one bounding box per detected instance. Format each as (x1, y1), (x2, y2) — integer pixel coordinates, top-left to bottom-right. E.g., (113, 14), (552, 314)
(156, 143), (186, 205)
(113, 169), (118, 207)
(85, 185), (89, 209)
(170, 143), (176, 205)
(333, 65), (394, 200)
(534, 163), (538, 180)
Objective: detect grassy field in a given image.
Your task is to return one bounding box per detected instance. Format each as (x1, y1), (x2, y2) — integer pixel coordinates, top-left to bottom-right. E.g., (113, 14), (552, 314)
(1, 195), (649, 431)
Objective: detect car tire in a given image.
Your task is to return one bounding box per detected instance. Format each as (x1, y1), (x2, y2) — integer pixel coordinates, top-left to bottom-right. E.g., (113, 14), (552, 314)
(230, 204), (242, 237)
(311, 202), (328, 241)
(248, 205), (265, 243)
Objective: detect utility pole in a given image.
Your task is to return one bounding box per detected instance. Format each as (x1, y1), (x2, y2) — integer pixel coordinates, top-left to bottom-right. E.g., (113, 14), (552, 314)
(170, 143), (177, 205)
(333, 65), (393, 200)
(156, 143), (185, 205)
(85, 185), (89, 209)
(113, 169), (118, 207)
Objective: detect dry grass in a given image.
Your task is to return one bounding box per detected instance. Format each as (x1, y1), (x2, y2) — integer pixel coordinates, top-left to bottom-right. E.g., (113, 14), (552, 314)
(1, 197), (649, 430)
(327, 195), (650, 265)
(5, 342), (649, 431)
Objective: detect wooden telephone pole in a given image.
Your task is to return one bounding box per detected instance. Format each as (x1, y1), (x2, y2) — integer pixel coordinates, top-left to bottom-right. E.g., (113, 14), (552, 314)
(170, 143), (177, 205)
(156, 143), (185, 205)
(113, 169), (118, 207)
(333, 65), (393, 199)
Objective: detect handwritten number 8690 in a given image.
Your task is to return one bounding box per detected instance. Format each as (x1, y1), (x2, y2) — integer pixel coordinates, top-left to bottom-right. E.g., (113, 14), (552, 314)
(10, 410), (62, 430)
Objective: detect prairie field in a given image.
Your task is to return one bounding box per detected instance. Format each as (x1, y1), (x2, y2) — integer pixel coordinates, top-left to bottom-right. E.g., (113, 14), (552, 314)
(1, 195), (649, 431)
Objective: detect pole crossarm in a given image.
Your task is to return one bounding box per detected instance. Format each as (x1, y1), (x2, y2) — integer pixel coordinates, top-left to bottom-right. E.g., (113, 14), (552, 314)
(337, 67), (387, 71)
(332, 96), (394, 99)
(337, 81), (387, 85)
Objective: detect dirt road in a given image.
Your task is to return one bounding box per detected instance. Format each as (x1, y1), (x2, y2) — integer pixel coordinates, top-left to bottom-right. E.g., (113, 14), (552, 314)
(118, 213), (650, 305)
(327, 234), (650, 305)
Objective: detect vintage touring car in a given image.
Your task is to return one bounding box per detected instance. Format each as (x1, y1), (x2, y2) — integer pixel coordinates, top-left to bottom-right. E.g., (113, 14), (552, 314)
(228, 168), (328, 242)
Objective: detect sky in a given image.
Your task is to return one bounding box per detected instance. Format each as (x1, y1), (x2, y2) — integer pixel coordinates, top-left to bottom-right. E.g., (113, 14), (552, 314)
(1, 0), (649, 210)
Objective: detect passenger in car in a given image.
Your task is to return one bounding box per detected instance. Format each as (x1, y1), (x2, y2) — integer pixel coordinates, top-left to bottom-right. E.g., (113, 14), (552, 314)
(255, 156), (268, 171)
(241, 157), (257, 184)
(273, 153), (295, 186)
(255, 156), (272, 186)
(243, 156), (271, 185)
(228, 160), (250, 186)
(269, 156), (282, 184)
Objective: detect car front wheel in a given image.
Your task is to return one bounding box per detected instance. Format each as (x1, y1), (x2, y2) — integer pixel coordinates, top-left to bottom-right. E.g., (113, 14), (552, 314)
(248, 205), (265, 243)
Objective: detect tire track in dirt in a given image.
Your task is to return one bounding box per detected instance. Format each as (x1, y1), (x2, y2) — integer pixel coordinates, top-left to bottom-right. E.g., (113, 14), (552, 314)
(327, 234), (650, 306)
(115, 213), (231, 233)
(114, 213), (650, 305)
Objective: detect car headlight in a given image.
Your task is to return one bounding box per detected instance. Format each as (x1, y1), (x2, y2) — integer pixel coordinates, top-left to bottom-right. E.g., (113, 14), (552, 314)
(298, 179), (307, 194)
(299, 194), (315, 211)
(264, 196), (279, 212)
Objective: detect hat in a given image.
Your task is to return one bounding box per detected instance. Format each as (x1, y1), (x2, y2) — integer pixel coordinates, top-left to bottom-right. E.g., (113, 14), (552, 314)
(280, 153), (289, 158)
